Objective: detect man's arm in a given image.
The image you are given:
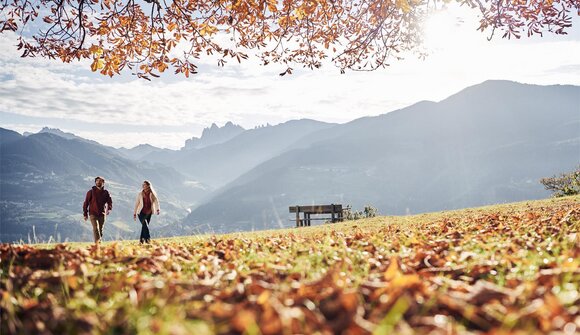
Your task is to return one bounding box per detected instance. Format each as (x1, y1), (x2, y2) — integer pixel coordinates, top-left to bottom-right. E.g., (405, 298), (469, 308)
(107, 191), (113, 213)
(82, 190), (90, 220)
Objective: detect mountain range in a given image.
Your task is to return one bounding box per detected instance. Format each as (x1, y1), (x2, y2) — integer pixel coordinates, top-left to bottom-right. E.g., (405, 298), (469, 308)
(0, 119), (332, 242)
(185, 80), (579, 232)
(1, 80), (578, 242)
(0, 129), (199, 242)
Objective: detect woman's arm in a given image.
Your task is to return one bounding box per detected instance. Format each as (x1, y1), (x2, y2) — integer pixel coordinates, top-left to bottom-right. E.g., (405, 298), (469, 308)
(133, 192), (142, 220)
(154, 195), (160, 215)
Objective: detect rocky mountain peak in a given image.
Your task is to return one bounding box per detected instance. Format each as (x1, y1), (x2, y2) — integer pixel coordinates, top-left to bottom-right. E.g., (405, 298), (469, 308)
(183, 122), (245, 150)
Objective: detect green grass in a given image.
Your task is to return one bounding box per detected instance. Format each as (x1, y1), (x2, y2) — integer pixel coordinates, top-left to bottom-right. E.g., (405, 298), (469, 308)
(2, 196), (579, 334)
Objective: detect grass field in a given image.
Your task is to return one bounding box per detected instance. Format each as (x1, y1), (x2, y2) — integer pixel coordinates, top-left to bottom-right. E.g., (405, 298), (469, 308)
(1, 196), (579, 334)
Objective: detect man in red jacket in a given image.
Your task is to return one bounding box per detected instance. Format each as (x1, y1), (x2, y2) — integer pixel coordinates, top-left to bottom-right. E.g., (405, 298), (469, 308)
(83, 176), (113, 243)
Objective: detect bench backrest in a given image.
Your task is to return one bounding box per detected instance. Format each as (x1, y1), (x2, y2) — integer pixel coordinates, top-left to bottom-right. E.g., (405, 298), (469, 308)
(289, 204), (343, 214)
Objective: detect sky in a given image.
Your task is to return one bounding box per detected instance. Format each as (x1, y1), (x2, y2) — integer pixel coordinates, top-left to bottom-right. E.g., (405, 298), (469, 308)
(1, 4), (579, 149)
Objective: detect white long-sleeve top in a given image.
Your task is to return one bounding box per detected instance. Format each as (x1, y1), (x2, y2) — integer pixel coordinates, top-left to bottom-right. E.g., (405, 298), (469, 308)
(134, 191), (160, 215)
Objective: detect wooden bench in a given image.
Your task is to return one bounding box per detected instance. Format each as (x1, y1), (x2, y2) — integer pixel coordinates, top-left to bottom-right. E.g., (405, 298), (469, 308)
(289, 204), (344, 227)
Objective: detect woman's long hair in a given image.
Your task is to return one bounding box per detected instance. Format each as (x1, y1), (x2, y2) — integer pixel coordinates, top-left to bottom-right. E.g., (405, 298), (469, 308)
(143, 180), (158, 203)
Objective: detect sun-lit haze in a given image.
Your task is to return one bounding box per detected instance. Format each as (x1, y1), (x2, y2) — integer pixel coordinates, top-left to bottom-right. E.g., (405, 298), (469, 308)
(1, 4), (579, 149)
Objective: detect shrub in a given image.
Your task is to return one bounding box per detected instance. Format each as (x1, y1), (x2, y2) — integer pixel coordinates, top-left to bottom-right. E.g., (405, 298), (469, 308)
(540, 166), (580, 197)
(343, 204), (378, 221)
(363, 205), (378, 218)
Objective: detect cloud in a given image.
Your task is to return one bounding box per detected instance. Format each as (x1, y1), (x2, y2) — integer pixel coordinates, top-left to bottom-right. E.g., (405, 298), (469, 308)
(545, 64), (580, 75)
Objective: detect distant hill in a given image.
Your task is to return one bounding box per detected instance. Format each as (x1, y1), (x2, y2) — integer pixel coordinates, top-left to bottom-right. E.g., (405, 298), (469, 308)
(0, 131), (206, 242)
(185, 80), (580, 233)
(0, 128), (22, 145)
(143, 119), (336, 188)
(117, 144), (173, 161)
(174, 119), (337, 187)
(25, 127), (111, 148)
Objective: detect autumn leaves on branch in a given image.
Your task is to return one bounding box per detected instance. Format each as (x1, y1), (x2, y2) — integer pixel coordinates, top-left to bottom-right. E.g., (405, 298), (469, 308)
(1, 0), (578, 79)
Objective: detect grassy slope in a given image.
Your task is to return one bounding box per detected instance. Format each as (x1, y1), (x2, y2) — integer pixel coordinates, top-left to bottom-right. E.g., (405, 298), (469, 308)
(1, 196), (579, 334)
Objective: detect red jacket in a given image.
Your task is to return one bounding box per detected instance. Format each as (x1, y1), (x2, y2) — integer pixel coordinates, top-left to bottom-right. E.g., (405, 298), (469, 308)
(83, 186), (113, 217)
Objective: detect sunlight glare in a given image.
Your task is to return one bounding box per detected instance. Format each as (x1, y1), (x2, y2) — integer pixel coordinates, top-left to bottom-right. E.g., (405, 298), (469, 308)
(422, 3), (489, 52)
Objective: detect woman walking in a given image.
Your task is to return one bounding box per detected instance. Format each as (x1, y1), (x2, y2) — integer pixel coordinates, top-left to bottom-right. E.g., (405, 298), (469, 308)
(133, 180), (160, 244)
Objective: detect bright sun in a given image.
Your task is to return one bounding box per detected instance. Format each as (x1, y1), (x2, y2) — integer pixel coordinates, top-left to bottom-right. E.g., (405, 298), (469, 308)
(421, 2), (496, 55)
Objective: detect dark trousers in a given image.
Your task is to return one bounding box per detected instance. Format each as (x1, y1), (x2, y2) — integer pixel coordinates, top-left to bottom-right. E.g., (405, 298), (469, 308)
(89, 215), (105, 243)
(138, 213), (152, 243)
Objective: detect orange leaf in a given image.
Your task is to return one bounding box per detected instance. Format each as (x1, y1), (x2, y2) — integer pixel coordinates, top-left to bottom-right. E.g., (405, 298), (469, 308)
(257, 290), (270, 305)
(384, 257), (400, 281)
(391, 274), (420, 289)
(231, 310), (256, 333)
